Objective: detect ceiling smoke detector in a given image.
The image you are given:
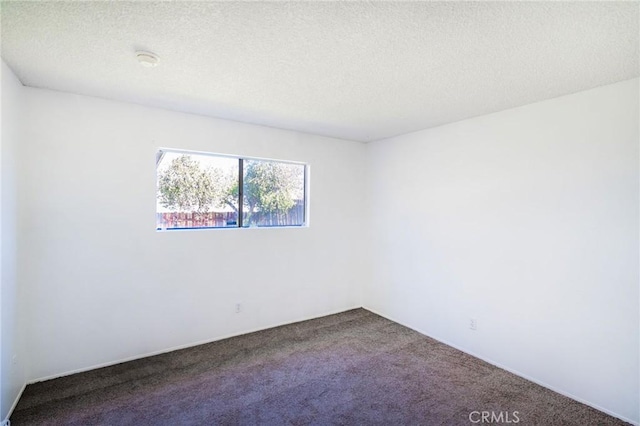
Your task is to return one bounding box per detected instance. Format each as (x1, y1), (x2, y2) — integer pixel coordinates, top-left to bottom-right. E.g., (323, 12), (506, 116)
(136, 51), (159, 67)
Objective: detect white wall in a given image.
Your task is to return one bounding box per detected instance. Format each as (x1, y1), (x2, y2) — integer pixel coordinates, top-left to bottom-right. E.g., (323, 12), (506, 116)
(20, 87), (367, 381)
(8, 68), (638, 423)
(1, 60), (26, 420)
(365, 78), (639, 423)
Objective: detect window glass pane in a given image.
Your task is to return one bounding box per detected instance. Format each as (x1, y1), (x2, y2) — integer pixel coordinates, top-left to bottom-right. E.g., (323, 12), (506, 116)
(242, 160), (305, 227)
(156, 152), (239, 229)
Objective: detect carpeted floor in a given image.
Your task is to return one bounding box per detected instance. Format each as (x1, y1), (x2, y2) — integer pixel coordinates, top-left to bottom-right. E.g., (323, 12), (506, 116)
(11, 309), (629, 425)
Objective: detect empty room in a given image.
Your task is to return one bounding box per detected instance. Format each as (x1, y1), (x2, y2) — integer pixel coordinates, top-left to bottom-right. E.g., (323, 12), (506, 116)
(1, 1), (638, 425)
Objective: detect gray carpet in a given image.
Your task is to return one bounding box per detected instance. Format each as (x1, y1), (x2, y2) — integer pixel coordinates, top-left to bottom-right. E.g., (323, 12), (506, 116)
(11, 309), (629, 425)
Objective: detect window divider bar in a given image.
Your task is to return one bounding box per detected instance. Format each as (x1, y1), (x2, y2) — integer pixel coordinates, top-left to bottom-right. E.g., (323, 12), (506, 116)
(238, 158), (244, 228)
(303, 166), (307, 226)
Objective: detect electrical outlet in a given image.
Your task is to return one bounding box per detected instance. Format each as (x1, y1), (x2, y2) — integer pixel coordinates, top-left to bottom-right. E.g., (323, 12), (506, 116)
(235, 303), (242, 314)
(2, 418), (11, 426)
(12, 354), (17, 365)
(469, 318), (477, 331)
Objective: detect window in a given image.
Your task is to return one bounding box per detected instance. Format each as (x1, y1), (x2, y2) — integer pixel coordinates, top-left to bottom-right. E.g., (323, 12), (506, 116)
(156, 150), (307, 230)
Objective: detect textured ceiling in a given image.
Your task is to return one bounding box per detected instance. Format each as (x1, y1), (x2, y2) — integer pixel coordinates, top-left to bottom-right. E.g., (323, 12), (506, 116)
(1, 1), (638, 142)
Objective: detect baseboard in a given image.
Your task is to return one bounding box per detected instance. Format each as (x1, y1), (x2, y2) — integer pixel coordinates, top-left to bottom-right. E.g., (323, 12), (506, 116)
(363, 306), (639, 426)
(3, 381), (26, 424)
(29, 305), (362, 384)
